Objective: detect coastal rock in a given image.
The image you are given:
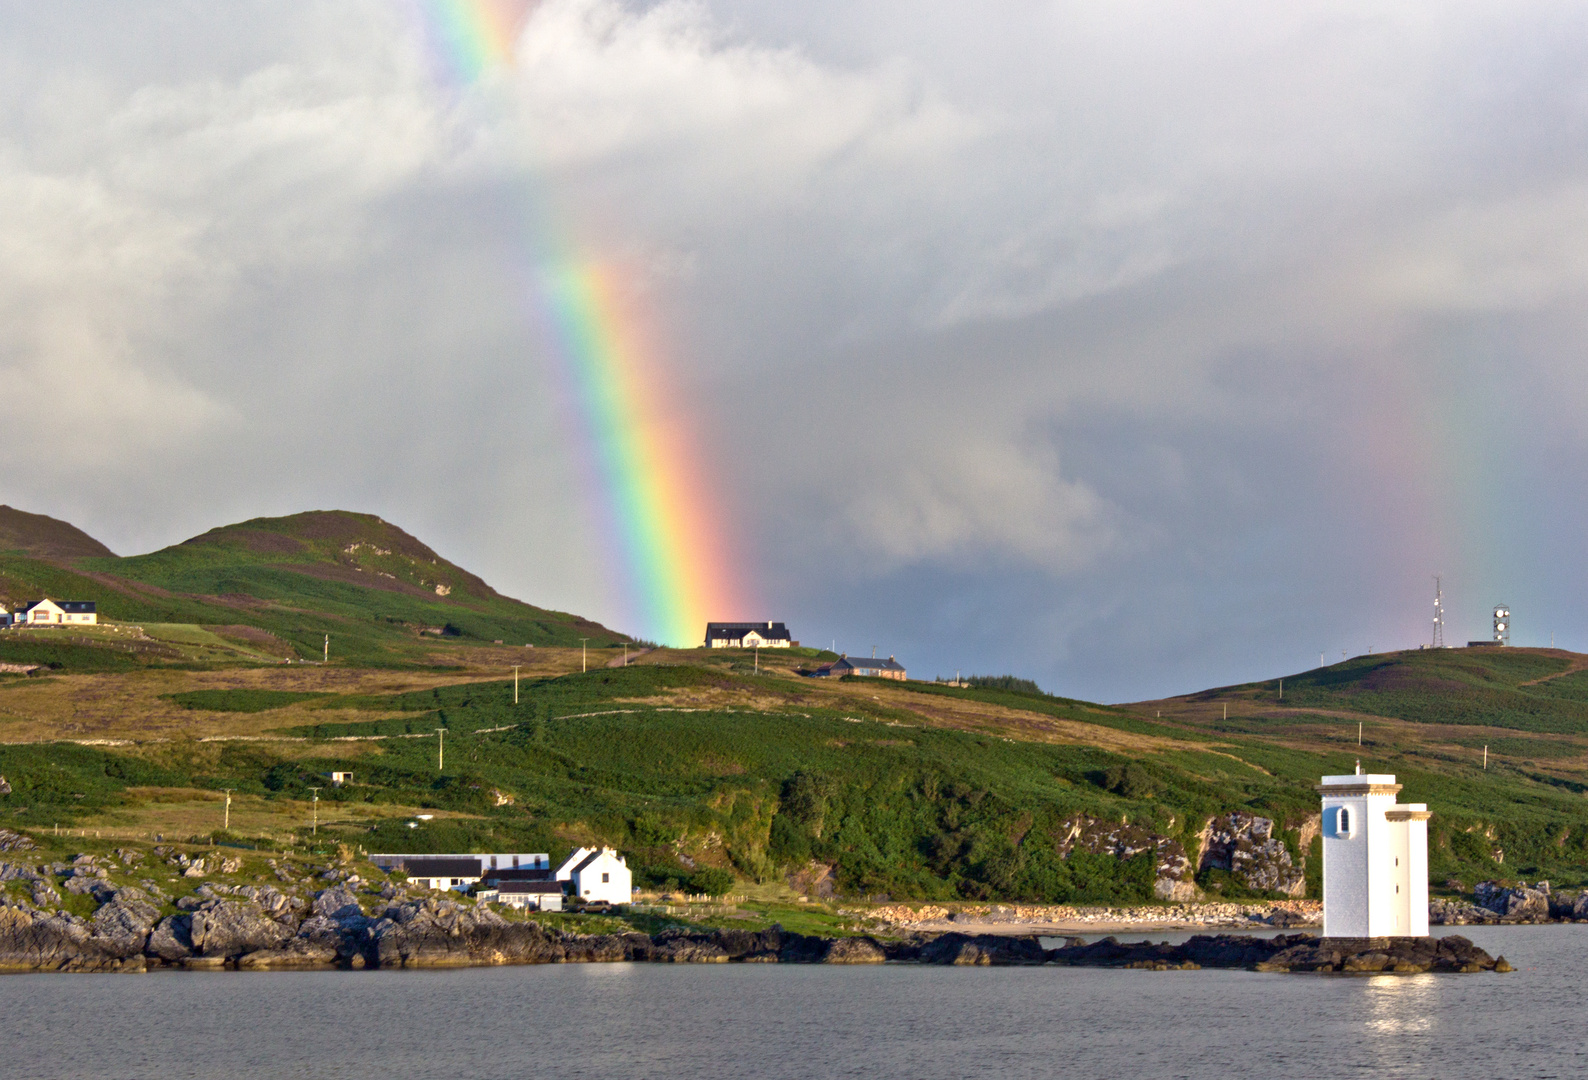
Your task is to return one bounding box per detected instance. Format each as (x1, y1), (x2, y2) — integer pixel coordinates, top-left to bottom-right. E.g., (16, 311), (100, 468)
(147, 915), (195, 963)
(189, 901), (295, 958)
(1429, 897), (1501, 926)
(89, 888), (160, 955)
(1055, 816), (1197, 902)
(1474, 881), (1550, 920)
(919, 933), (1046, 966)
(1199, 813), (1305, 897)
(0, 903), (148, 972)
(372, 896), (566, 968)
(821, 936), (886, 964)
(1045, 933), (1502, 974)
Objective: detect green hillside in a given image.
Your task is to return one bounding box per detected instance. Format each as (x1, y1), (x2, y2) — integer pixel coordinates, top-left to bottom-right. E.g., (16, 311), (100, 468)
(8, 655), (1588, 902)
(1196, 647), (1588, 733)
(0, 509), (621, 667)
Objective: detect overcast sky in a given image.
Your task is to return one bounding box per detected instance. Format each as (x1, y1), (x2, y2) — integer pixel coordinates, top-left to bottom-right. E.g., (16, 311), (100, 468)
(5, 1), (1588, 701)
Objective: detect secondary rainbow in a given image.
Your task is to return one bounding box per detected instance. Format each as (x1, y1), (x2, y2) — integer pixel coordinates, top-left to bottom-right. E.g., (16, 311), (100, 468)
(414, 0), (744, 646)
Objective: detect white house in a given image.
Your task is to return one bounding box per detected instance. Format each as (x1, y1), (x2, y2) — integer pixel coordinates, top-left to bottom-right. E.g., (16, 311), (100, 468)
(17, 599), (97, 626)
(704, 622), (794, 648)
(482, 880), (565, 911)
(555, 846), (633, 905)
(1318, 766), (1430, 937)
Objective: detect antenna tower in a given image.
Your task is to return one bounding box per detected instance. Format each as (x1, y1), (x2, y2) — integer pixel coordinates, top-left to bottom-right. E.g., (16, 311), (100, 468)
(1432, 576), (1445, 648)
(1493, 605), (1510, 646)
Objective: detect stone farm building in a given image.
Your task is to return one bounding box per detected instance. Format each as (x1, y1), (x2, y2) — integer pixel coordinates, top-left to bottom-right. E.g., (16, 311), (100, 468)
(704, 622), (795, 648)
(812, 655), (908, 681)
(11, 599), (96, 626)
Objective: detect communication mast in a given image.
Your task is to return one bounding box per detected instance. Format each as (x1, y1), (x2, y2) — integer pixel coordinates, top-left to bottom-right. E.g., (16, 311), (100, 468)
(1432, 576), (1445, 648)
(1493, 605), (1510, 646)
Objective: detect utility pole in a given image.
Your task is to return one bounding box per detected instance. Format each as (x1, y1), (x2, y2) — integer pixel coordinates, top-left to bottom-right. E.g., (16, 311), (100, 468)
(1358, 721), (1363, 746)
(513, 665), (520, 704)
(436, 728), (445, 771)
(222, 788), (234, 832)
(623, 641), (629, 667)
(1278, 679), (1283, 701)
(754, 644), (759, 674)
(324, 634), (329, 663)
(580, 638), (589, 673)
(1483, 745), (1488, 770)
(308, 787), (321, 835)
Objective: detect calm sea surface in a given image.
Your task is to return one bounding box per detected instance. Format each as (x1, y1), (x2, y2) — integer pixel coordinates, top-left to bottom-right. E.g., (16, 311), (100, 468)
(2, 926), (1583, 1080)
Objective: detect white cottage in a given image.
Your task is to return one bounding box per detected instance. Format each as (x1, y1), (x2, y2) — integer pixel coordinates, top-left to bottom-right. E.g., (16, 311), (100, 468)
(17, 599), (97, 626)
(555, 846), (632, 905)
(1318, 766), (1430, 937)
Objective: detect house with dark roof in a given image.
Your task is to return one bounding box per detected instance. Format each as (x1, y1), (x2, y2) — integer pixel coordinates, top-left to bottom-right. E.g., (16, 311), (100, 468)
(811, 654), (907, 681)
(705, 621), (795, 648)
(17, 599), (96, 626)
(555, 846), (632, 905)
(368, 851), (549, 893)
(482, 880), (565, 911)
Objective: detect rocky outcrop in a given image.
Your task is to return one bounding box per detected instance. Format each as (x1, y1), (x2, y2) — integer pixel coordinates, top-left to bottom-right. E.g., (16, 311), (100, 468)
(1198, 813), (1305, 896)
(1428, 897), (1501, 926)
(1049, 933), (1507, 974)
(917, 933), (1047, 966)
(1054, 816), (1197, 902)
(1474, 881), (1550, 920)
(190, 901), (296, 959)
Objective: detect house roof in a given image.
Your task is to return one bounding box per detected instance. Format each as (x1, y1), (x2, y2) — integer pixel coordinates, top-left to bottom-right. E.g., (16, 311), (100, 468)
(17, 599), (95, 614)
(400, 857), (482, 877)
(497, 880), (563, 894)
(830, 655), (906, 674)
(481, 867), (554, 883)
(705, 621), (791, 641)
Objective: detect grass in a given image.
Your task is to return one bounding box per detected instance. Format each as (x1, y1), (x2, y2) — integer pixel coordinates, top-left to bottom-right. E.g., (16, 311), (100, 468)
(10, 639), (1588, 905)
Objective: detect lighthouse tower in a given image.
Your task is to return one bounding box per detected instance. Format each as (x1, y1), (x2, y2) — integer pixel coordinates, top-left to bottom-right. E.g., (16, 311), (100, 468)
(1317, 765), (1431, 937)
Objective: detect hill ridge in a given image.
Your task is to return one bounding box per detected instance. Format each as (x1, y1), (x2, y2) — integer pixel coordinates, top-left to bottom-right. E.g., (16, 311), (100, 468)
(0, 504), (115, 560)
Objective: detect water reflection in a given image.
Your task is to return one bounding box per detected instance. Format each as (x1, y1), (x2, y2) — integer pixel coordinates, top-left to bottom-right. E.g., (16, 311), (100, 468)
(1362, 972), (1439, 1038)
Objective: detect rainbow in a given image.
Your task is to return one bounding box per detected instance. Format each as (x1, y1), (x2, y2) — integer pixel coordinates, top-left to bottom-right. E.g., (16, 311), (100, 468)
(413, 0), (745, 646)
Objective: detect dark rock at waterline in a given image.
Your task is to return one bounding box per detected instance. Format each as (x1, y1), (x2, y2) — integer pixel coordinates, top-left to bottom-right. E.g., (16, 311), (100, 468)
(1046, 933), (1507, 973)
(0, 883), (1512, 973)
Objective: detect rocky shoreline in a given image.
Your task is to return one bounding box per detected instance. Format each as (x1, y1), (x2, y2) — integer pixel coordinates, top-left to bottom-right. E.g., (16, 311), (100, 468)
(0, 887), (1509, 975)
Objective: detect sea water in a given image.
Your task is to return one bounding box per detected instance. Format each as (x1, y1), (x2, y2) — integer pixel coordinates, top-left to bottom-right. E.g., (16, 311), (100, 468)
(1, 925), (1581, 1080)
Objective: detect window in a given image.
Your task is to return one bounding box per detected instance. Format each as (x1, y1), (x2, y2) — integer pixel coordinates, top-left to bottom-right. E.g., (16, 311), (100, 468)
(1338, 807), (1351, 836)
(602, 872), (610, 883)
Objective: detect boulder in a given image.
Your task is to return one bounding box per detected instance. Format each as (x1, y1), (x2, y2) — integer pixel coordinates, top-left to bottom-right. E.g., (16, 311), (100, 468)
(188, 901), (295, 959)
(919, 933), (1046, 965)
(147, 915), (195, 963)
(1474, 881), (1550, 920)
(1199, 813), (1306, 896)
(821, 936), (886, 964)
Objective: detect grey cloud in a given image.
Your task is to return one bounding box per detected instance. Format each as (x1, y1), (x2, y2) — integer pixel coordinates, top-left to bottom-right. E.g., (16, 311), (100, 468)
(4, 0), (1588, 696)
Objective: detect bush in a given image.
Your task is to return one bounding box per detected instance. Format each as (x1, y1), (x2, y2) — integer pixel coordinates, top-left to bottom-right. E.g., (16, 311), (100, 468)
(690, 868), (736, 896)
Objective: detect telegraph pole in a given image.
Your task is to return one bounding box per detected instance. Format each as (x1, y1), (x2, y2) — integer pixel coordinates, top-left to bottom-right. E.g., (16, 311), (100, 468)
(580, 638), (589, 673)
(308, 787), (321, 835)
(222, 788), (234, 831)
(513, 665), (520, 704)
(324, 634), (329, 663)
(623, 641), (629, 667)
(436, 728), (445, 771)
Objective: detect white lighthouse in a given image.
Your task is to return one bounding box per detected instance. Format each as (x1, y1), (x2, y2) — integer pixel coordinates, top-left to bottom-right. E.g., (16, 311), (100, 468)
(1317, 765), (1431, 937)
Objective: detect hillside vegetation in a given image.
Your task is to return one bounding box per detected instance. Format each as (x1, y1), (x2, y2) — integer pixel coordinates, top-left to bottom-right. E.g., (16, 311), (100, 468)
(7, 648), (1588, 904)
(0, 509), (621, 668)
(4, 505), (1588, 905)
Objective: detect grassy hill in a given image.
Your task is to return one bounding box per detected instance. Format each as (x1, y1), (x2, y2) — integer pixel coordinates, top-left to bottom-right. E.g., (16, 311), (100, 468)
(7, 644), (1588, 904)
(0, 509), (622, 668)
(0, 505), (115, 559)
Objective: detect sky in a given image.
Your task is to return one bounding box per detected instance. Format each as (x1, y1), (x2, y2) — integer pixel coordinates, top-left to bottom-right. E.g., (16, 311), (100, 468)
(4, 1), (1588, 702)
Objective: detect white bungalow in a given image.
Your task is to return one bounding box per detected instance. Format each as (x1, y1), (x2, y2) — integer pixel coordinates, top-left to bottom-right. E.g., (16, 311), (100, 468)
(1318, 766), (1430, 937)
(704, 622), (794, 648)
(555, 846), (632, 905)
(17, 599), (97, 626)
(368, 852), (549, 892)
